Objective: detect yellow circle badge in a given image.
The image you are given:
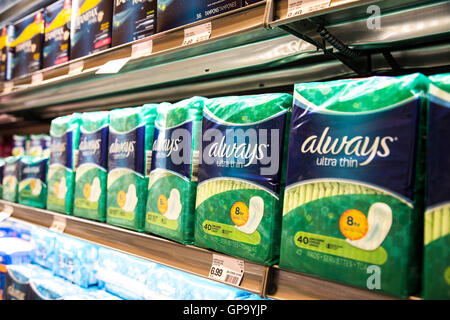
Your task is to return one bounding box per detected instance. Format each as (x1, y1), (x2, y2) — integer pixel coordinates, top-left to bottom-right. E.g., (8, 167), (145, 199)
(157, 194), (168, 215)
(53, 181), (60, 196)
(30, 179), (36, 191)
(230, 201), (249, 227)
(339, 209), (369, 240)
(117, 190), (126, 208)
(83, 183), (91, 199)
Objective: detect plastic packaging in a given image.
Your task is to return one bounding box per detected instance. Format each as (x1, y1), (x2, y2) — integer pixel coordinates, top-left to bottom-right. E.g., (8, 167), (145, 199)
(47, 113), (81, 214)
(74, 111), (109, 222)
(423, 73), (450, 300)
(279, 73), (428, 298)
(107, 105), (157, 231)
(194, 94), (292, 264)
(145, 97), (205, 244)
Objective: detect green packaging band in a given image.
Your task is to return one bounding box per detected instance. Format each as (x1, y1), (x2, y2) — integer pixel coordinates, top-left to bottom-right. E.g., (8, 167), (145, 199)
(422, 73), (450, 300)
(106, 104), (157, 231)
(194, 93), (293, 265)
(280, 73), (428, 298)
(18, 155), (48, 209)
(145, 97), (206, 244)
(73, 111), (109, 222)
(47, 113), (81, 215)
(2, 156), (21, 203)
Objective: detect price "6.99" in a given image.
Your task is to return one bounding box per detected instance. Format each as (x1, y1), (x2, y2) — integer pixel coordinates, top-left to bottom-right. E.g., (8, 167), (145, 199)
(210, 267), (223, 277)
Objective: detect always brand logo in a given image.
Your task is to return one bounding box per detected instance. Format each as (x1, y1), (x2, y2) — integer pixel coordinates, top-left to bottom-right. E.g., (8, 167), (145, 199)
(205, 131), (270, 168)
(51, 140), (66, 154)
(79, 137), (102, 154)
(153, 135), (181, 158)
(23, 166), (40, 174)
(109, 138), (136, 158)
(301, 127), (397, 167)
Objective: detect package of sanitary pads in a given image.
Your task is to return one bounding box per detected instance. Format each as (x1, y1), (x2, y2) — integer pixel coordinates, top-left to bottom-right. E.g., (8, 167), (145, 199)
(423, 73), (450, 300)
(18, 156), (49, 209)
(279, 73), (428, 298)
(74, 111), (109, 222)
(2, 156), (21, 202)
(47, 113), (81, 214)
(52, 234), (98, 288)
(194, 94), (292, 264)
(145, 97), (205, 244)
(3, 263), (53, 300)
(107, 105), (157, 231)
(30, 227), (57, 270)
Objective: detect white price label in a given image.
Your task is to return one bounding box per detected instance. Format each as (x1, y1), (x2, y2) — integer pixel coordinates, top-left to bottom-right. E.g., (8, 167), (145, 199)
(182, 22), (212, 46)
(50, 215), (66, 233)
(286, 0), (331, 18)
(68, 61), (84, 76)
(31, 72), (43, 85)
(132, 39), (153, 59)
(96, 57), (131, 74)
(3, 81), (13, 94)
(209, 254), (244, 286)
(0, 205), (13, 223)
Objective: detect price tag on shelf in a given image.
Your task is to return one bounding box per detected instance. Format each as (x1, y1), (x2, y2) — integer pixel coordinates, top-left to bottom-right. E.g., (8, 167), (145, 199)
(286, 0), (331, 19)
(96, 57), (131, 74)
(131, 39), (153, 59)
(2, 81), (13, 94)
(68, 61), (84, 76)
(182, 22), (212, 46)
(209, 254), (244, 286)
(0, 205), (13, 223)
(31, 72), (43, 86)
(50, 215), (66, 233)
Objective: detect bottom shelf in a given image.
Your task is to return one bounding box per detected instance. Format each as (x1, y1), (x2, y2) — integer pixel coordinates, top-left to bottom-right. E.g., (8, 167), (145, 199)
(0, 200), (411, 300)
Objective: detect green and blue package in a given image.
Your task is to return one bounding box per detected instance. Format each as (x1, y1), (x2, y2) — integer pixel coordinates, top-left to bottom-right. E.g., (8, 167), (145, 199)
(18, 156), (49, 209)
(145, 97), (205, 244)
(2, 156), (21, 202)
(74, 111), (109, 222)
(194, 94), (292, 264)
(47, 113), (81, 214)
(279, 74), (428, 298)
(107, 105), (157, 231)
(423, 73), (450, 300)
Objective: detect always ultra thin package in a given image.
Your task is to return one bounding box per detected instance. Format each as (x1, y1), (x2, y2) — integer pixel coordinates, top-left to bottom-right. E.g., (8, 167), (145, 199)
(107, 105), (157, 231)
(2, 156), (21, 202)
(280, 74), (428, 298)
(18, 156), (49, 209)
(423, 73), (450, 300)
(47, 113), (81, 214)
(74, 111), (109, 222)
(194, 94), (292, 265)
(145, 97), (205, 244)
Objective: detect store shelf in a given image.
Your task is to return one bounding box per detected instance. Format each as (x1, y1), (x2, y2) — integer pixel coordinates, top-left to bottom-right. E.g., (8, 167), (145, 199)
(1, 199), (411, 300)
(0, 199), (268, 297)
(0, 0), (448, 121)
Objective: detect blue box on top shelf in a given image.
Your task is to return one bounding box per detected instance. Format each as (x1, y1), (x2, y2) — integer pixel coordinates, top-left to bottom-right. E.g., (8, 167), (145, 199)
(43, 0), (71, 68)
(156, 0), (243, 33)
(112, 0), (157, 46)
(0, 25), (14, 81)
(70, 0), (114, 59)
(11, 9), (45, 79)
